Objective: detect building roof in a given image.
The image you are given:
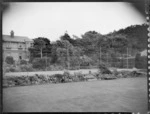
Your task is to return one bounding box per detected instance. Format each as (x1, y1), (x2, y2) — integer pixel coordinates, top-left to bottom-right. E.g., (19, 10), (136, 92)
(3, 35), (33, 43)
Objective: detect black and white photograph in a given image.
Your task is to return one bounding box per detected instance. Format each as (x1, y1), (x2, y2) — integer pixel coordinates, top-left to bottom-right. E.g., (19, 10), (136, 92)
(2, 1), (149, 113)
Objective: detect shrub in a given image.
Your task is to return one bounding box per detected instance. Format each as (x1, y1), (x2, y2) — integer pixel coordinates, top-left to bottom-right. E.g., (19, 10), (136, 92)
(112, 69), (119, 76)
(4, 65), (33, 73)
(118, 71), (131, 78)
(92, 72), (100, 79)
(20, 60), (27, 65)
(74, 72), (85, 81)
(53, 74), (64, 83)
(63, 71), (74, 82)
(5, 56), (14, 65)
(28, 76), (39, 84)
(20, 64), (34, 72)
(37, 75), (49, 83)
(63, 71), (70, 77)
(32, 58), (50, 70)
(98, 62), (112, 74)
(5, 66), (16, 72)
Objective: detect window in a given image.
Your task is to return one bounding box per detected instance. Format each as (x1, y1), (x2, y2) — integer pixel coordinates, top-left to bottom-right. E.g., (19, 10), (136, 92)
(18, 44), (23, 50)
(6, 42), (11, 49)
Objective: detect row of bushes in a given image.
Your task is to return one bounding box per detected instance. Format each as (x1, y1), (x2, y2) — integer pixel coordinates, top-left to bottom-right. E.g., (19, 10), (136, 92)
(3, 70), (146, 88)
(3, 71), (86, 87)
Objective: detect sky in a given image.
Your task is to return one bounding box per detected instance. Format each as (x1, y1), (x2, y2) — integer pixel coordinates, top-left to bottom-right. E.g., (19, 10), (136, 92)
(3, 2), (146, 41)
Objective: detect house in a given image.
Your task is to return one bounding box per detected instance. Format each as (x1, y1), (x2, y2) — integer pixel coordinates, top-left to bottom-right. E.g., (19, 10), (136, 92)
(3, 30), (33, 61)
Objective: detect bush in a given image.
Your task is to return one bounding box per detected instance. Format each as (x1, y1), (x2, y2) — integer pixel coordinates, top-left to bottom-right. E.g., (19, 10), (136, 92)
(98, 62), (112, 74)
(52, 74), (64, 83)
(5, 66), (17, 72)
(32, 58), (45, 70)
(28, 76), (39, 84)
(5, 56), (14, 65)
(20, 64), (34, 72)
(4, 64), (34, 73)
(112, 69), (119, 76)
(36, 74), (49, 83)
(74, 72), (85, 81)
(20, 60), (27, 65)
(63, 71), (70, 77)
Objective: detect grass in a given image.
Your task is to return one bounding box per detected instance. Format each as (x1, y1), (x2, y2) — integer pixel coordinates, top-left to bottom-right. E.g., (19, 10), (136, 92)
(3, 77), (147, 113)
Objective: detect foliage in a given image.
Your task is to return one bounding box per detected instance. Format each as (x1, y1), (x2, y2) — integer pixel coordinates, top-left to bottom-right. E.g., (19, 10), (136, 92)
(27, 24), (147, 70)
(4, 64), (34, 73)
(47, 64), (64, 71)
(135, 53), (147, 69)
(3, 69), (146, 88)
(32, 58), (51, 70)
(60, 33), (76, 46)
(20, 60), (27, 65)
(29, 37), (51, 59)
(50, 43), (58, 64)
(5, 66), (16, 72)
(98, 62), (112, 74)
(20, 64), (34, 72)
(5, 56), (14, 65)
(53, 74), (64, 83)
(81, 31), (102, 55)
(109, 24), (147, 51)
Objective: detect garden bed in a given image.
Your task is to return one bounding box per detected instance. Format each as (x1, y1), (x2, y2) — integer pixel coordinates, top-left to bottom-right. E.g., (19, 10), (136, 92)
(3, 70), (146, 88)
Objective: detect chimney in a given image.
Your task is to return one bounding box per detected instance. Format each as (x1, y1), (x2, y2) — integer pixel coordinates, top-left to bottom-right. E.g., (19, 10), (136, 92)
(10, 30), (14, 37)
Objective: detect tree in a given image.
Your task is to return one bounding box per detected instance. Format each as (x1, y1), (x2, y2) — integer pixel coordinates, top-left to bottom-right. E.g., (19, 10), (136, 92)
(135, 53), (147, 69)
(79, 55), (94, 69)
(109, 24), (147, 51)
(60, 33), (76, 46)
(34, 38), (46, 58)
(81, 31), (102, 55)
(32, 58), (50, 70)
(56, 40), (73, 69)
(50, 43), (58, 64)
(29, 37), (51, 59)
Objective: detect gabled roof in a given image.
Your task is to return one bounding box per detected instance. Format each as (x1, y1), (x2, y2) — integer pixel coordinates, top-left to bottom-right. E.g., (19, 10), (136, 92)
(3, 35), (33, 43)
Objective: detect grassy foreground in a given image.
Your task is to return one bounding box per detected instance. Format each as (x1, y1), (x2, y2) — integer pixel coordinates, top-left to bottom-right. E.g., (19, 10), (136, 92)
(3, 77), (147, 113)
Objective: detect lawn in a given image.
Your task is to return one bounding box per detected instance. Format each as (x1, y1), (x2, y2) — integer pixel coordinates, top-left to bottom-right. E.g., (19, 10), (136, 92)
(3, 77), (147, 113)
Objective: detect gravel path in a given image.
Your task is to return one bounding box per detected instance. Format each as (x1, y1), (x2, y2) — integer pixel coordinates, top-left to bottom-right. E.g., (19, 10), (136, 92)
(3, 77), (147, 113)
